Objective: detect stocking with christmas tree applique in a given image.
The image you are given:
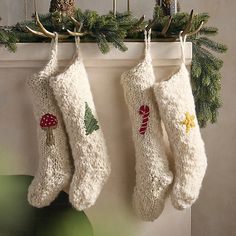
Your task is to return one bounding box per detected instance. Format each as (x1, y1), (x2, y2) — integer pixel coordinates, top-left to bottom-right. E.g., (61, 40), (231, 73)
(50, 38), (111, 211)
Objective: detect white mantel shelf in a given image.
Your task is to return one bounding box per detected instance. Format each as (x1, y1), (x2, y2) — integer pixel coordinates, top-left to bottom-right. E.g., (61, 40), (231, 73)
(0, 42), (192, 68)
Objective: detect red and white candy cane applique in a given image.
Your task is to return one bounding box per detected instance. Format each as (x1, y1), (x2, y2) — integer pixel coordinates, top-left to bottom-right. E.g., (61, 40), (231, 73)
(40, 113), (58, 146)
(139, 105), (150, 135)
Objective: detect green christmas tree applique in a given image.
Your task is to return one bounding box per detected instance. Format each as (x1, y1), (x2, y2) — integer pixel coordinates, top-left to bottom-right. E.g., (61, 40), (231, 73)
(84, 102), (99, 135)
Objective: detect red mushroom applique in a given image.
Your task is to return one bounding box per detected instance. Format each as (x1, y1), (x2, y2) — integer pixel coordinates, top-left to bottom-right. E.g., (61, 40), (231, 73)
(40, 113), (58, 146)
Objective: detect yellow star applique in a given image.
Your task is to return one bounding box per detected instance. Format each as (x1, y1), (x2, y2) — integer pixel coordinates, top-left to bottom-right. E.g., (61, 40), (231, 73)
(181, 112), (196, 133)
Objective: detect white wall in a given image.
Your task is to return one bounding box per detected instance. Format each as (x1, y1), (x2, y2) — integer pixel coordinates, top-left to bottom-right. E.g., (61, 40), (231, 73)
(0, 1), (236, 236)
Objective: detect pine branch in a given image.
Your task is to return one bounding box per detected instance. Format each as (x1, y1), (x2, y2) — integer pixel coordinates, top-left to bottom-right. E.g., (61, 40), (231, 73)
(193, 45), (224, 70)
(199, 26), (218, 36)
(197, 37), (228, 53)
(0, 28), (18, 52)
(192, 42), (225, 127)
(95, 33), (110, 54)
(193, 12), (210, 25)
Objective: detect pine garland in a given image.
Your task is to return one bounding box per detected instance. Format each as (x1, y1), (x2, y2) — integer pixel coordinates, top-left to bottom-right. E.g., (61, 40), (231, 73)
(0, 6), (227, 128)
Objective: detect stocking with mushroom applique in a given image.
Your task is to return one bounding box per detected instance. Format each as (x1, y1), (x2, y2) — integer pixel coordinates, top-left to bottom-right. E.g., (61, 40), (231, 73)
(153, 35), (207, 210)
(121, 30), (173, 221)
(27, 35), (73, 208)
(50, 38), (111, 211)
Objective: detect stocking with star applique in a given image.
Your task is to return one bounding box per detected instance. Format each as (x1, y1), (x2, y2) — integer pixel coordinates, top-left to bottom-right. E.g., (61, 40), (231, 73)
(153, 35), (207, 210)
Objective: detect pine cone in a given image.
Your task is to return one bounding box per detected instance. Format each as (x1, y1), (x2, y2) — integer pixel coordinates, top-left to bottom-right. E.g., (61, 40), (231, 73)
(156, 0), (180, 16)
(49, 0), (76, 17)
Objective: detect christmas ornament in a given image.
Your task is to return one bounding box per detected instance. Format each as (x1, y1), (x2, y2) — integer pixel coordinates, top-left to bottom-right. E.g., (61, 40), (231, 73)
(50, 38), (111, 211)
(153, 35), (207, 210)
(121, 30), (173, 221)
(27, 35), (73, 208)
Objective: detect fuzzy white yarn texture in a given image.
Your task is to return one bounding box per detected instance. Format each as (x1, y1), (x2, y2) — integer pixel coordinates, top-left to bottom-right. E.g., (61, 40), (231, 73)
(50, 45), (111, 211)
(154, 62), (207, 210)
(27, 37), (73, 208)
(121, 31), (173, 221)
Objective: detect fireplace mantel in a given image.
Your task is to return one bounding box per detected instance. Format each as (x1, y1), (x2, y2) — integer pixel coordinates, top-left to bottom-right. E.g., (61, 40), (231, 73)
(0, 42), (191, 236)
(0, 42), (192, 68)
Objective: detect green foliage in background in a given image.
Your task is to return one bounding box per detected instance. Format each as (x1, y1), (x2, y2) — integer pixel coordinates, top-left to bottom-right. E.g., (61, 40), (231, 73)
(0, 6), (227, 127)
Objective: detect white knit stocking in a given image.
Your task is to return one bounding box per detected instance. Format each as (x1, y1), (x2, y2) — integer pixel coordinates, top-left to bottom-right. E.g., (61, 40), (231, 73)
(121, 30), (173, 221)
(153, 35), (207, 210)
(50, 38), (111, 211)
(27, 35), (73, 208)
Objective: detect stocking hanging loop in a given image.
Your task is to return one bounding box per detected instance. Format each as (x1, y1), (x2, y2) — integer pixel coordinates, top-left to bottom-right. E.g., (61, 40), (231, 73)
(144, 29), (152, 60)
(179, 31), (187, 64)
(51, 32), (59, 50)
(75, 36), (81, 49)
(74, 36), (82, 57)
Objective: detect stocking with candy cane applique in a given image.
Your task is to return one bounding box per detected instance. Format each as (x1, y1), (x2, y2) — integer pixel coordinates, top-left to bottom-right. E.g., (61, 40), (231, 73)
(121, 30), (173, 221)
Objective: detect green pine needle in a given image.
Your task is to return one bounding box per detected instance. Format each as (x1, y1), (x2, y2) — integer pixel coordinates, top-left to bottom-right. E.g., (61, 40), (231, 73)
(197, 37), (228, 53)
(200, 26), (218, 36)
